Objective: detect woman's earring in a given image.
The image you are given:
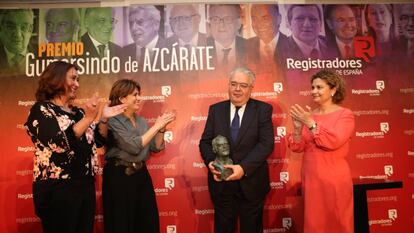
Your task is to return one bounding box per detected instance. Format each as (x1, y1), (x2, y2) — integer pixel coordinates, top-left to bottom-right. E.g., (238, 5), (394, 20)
(331, 93), (334, 97)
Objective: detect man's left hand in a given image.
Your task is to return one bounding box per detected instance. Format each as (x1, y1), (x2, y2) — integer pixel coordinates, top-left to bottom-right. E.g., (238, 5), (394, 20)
(224, 164), (245, 181)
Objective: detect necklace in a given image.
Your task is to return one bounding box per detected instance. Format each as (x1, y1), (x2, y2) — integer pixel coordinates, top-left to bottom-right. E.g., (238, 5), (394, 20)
(50, 99), (73, 114)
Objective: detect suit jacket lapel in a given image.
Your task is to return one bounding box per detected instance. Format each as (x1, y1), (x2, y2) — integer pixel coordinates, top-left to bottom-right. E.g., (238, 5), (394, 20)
(222, 102), (232, 143)
(235, 36), (246, 64)
(234, 100), (255, 146)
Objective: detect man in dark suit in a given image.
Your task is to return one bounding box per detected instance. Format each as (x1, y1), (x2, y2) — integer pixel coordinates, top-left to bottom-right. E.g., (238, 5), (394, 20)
(81, 7), (122, 59)
(164, 4), (207, 86)
(247, 4), (288, 76)
(122, 5), (164, 72)
(199, 67), (274, 233)
(122, 5), (174, 89)
(278, 5), (328, 67)
(45, 8), (80, 43)
(207, 4), (247, 73)
(0, 9), (35, 76)
(325, 5), (358, 59)
(165, 4), (207, 47)
(398, 4), (414, 59)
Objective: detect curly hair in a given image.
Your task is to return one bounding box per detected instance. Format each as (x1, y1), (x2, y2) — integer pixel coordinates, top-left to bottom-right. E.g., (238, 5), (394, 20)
(109, 79), (141, 107)
(311, 70), (346, 104)
(35, 61), (78, 101)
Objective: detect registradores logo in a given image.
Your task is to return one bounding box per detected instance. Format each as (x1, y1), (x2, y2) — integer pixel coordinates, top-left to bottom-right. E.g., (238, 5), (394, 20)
(251, 82), (282, 99)
(162, 86), (172, 97)
(369, 209), (397, 226)
(354, 36), (376, 62)
(352, 80), (385, 96)
(280, 172), (289, 184)
(376, 80), (385, 91)
(384, 165), (393, 177)
(359, 165), (393, 180)
(141, 86), (171, 102)
(166, 225), (176, 233)
(270, 172), (289, 189)
(282, 218), (292, 230)
(155, 178), (175, 196)
(277, 127), (286, 138)
(164, 131), (173, 143)
(355, 122), (389, 139)
(273, 82), (283, 94)
(274, 126), (286, 143)
(264, 217), (292, 232)
(165, 178), (175, 190)
(380, 122), (389, 133)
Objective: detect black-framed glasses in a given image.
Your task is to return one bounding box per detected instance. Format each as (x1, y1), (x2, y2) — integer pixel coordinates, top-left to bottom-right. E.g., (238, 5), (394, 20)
(95, 17), (118, 26)
(293, 16), (320, 24)
(230, 81), (250, 89)
(209, 16), (235, 25)
(2, 21), (33, 33)
(400, 15), (414, 22)
(170, 14), (197, 24)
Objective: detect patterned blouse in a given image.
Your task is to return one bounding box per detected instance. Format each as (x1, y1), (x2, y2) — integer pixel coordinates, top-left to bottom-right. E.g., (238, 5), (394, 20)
(25, 102), (99, 181)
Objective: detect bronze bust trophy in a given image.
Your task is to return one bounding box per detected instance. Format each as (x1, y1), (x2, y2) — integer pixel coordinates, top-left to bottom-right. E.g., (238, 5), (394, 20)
(212, 135), (233, 180)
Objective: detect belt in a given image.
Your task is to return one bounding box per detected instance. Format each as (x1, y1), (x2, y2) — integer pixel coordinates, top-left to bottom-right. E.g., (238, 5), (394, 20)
(113, 159), (145, 176)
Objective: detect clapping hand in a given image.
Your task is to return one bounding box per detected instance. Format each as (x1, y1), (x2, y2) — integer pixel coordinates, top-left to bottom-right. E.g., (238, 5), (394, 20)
(84, 93), (100, 119)
(101, 102), (127, 119)
(290, 104), (313, 127)
(155, 111), (176, 131)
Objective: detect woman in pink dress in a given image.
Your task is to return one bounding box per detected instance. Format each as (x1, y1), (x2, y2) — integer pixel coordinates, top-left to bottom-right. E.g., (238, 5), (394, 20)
(288, 70), (355, 233)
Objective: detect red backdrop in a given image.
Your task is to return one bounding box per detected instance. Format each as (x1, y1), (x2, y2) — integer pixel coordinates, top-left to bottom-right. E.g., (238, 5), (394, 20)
(0, 3), (413, 233)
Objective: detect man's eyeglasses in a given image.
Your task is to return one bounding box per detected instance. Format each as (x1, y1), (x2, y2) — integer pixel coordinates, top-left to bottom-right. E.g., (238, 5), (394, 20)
(95, 17), (118, 26)
(209, 16), (235, 25)
(400, 15), (414, 23)
(170, 14), (197, 24)
(2, 21), (33, 33)
(293, 16), (320, 24)
(230, 81), (251, 90)
(46, 21), (71, 31)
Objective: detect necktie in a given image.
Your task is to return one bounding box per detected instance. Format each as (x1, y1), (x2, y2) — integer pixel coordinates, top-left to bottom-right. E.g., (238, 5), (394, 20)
(231, 106), (241, 143)
(11, 54), (24, 66)
(344, 45), (351, 59)
(136, 46), (146, 61)
(310, 48), (319, 59)
(10, 53), (25, 73)
(222, 48), (231, 66)
(264, 44), (272, 61)
(98, 44), (106, 57)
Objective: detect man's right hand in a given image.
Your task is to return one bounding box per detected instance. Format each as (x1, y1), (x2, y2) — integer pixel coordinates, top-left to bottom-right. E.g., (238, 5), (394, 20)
(208, 161), (222, 182)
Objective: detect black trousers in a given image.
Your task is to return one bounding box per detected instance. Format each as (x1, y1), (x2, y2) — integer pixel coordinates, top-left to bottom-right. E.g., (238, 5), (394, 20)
(211, 182), (265, 233)
(32, 177), (96, 233)
(103, 161), (159, 233)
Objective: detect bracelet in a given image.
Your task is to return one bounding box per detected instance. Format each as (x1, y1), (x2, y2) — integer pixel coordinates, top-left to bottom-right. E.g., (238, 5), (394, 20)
(100, 119), (108, 124)
(308, 123), (317, 130)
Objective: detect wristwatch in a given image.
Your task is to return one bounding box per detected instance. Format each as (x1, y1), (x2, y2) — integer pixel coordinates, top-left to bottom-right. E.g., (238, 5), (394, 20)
(309, 122), (317, 130)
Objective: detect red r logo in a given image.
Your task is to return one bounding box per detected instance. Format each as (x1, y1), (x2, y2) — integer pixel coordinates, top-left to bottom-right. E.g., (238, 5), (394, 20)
(354, 36), (376, 62)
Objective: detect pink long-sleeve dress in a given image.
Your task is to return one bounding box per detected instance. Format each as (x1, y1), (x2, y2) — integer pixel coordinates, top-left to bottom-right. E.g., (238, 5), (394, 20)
(288, 107), (355, 233)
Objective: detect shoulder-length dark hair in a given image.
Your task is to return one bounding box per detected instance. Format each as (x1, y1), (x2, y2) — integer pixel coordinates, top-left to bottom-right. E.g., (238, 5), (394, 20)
(311, 69), (346, 104)
(35, 61), (78, 101)
(109, 79), (141, 107)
